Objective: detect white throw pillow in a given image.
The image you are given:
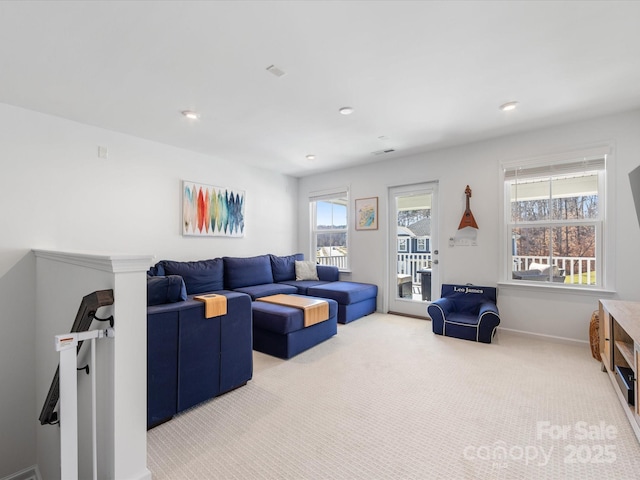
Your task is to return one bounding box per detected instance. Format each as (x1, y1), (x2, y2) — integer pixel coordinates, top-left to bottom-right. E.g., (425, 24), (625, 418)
(295, 260), (319, 281)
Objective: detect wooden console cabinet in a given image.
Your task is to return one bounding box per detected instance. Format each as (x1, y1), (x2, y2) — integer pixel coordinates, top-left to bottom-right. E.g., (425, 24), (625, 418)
(599, 299), (640, 442)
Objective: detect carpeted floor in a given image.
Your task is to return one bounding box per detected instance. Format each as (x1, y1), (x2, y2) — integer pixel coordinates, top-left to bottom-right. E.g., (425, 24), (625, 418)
(147, 313), (640, 479)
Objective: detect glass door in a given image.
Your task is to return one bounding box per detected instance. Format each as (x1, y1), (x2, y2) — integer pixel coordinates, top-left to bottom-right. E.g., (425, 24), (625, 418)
(388, 182), (439, 317)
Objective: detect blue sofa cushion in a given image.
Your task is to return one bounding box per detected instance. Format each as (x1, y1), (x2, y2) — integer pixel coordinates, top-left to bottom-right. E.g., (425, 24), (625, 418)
(158, 259), (224, 295)
(252, 302), (305, 334)
(252, 295), (338, 334)
(270, 253), (304, 282)
(147, 275), (187, 306)
(307, 281), (378, 305)
(317, 265), (340, 282)
(223, 255), (273, 289)
(278, 280), (330, 295)
(234, 283), (298, 300)
(147, 264), (163, 277)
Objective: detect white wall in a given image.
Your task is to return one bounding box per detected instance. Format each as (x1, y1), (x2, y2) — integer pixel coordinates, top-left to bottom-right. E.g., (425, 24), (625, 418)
(0, 103), (298, 478)
(4, 100), (640, 477)
(298, 109), (640, 342)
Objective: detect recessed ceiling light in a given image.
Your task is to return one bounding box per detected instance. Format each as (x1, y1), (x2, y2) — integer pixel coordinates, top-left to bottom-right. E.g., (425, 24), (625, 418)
(306, 154), (315, 161)
(181, 110), (201, 120)
(339, 106), (354, 115)
(499, 101), (519, 112)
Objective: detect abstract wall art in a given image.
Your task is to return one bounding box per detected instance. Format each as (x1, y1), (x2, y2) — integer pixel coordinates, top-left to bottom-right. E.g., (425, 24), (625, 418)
(182, 181), (245, 237)
(355, 197), (378, 230)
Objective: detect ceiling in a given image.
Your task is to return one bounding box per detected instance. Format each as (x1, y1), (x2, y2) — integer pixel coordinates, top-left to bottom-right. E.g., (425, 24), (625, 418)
(2, 1), (640, 178)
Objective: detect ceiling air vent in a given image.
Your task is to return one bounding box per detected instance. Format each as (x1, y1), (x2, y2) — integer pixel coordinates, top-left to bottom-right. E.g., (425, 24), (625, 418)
(266, 65), (286, 77)
(372, 149), (396, 156)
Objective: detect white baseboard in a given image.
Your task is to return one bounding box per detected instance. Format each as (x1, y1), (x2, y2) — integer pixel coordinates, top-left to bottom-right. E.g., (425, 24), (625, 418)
(497, 326), (589, 347)
(1, 465), (150, 480)
(1, 466), (41, 480)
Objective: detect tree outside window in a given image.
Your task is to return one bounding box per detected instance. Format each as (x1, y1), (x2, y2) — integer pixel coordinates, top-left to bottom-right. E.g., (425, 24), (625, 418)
(505, 154), (606, 287)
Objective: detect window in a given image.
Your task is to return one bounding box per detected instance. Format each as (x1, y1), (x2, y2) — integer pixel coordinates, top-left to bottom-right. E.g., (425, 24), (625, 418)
(503, 150), (607, 287)
(417, 238), (427, 252)
(398, 238), (408, 252)
(310, 189), (349, 270)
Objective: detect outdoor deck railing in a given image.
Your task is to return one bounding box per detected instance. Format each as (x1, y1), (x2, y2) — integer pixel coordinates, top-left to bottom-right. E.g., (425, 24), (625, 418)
(320, 252), (597, 286)
(317, 255), (349, 269)
(397, 253), (432, 284)
(513, 255), (596, 285)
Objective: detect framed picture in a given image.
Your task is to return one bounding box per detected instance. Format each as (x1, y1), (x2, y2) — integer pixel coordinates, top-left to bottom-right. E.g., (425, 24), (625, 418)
(355, 197), (378, 230)
(182, 180), (245, 237)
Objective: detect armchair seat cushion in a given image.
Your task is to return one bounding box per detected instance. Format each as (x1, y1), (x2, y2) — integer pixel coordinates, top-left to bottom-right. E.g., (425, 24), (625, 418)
(445, 312), (482, 326)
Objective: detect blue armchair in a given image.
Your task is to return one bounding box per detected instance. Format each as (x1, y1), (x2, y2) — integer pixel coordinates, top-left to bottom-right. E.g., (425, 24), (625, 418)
(427, 284), (500, 343)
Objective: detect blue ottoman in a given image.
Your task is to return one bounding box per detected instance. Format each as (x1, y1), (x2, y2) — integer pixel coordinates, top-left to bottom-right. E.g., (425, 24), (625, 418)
(307, 281), (377, 324)
(252, 295), (338, 359)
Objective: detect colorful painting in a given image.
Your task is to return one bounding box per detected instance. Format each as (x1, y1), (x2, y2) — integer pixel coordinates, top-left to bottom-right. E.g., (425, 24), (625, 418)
(355, 197), (378, 230)
(182, 181), (245, 237)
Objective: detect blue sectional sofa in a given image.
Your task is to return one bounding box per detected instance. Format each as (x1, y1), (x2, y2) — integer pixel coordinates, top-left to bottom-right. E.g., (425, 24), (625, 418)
(217, 253), (378, 324)
(146, 285), (252, 429)
(146, 253), (377, 427)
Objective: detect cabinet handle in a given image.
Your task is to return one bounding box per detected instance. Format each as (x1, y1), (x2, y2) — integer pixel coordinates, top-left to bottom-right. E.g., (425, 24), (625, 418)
(605, 338), (610, 341)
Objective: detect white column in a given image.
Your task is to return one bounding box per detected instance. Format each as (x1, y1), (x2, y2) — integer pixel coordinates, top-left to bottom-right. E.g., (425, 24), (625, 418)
(35, 250), (154, 480)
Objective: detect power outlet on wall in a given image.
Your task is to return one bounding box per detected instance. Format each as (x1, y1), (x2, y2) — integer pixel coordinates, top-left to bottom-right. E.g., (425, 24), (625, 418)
(98, 146), (108, 159)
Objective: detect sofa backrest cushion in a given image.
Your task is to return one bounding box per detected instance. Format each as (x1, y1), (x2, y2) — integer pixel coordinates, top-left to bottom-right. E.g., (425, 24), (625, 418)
(147, 275), (188, 306)
(223, 254), (274, 289)
(270, 253), (304, 282)
(158, 259), (224, 295)
(317, 264), (340, 282)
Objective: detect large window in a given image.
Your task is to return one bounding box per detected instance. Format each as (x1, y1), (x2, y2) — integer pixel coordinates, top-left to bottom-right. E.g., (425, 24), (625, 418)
(310, 189), (349, 270)
(503, 151), (607, 287)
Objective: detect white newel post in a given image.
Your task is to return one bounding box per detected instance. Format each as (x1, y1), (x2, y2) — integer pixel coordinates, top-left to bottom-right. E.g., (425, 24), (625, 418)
(34, 250), (154, 480)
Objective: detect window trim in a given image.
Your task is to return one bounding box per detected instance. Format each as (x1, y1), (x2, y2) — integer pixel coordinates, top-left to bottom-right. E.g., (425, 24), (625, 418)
(500, 144), (613, 290)
(309, 187), (349, 271)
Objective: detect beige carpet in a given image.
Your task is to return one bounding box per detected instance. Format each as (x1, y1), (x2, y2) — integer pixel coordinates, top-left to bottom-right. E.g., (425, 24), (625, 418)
(147, 313), (640, 479)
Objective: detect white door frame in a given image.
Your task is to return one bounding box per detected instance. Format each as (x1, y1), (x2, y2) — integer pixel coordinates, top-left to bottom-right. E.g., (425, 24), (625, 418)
(386, 182), (439, 318)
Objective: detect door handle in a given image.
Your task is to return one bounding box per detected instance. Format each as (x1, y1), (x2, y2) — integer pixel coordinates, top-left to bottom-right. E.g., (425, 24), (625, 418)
(433, 260), (439, 265)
